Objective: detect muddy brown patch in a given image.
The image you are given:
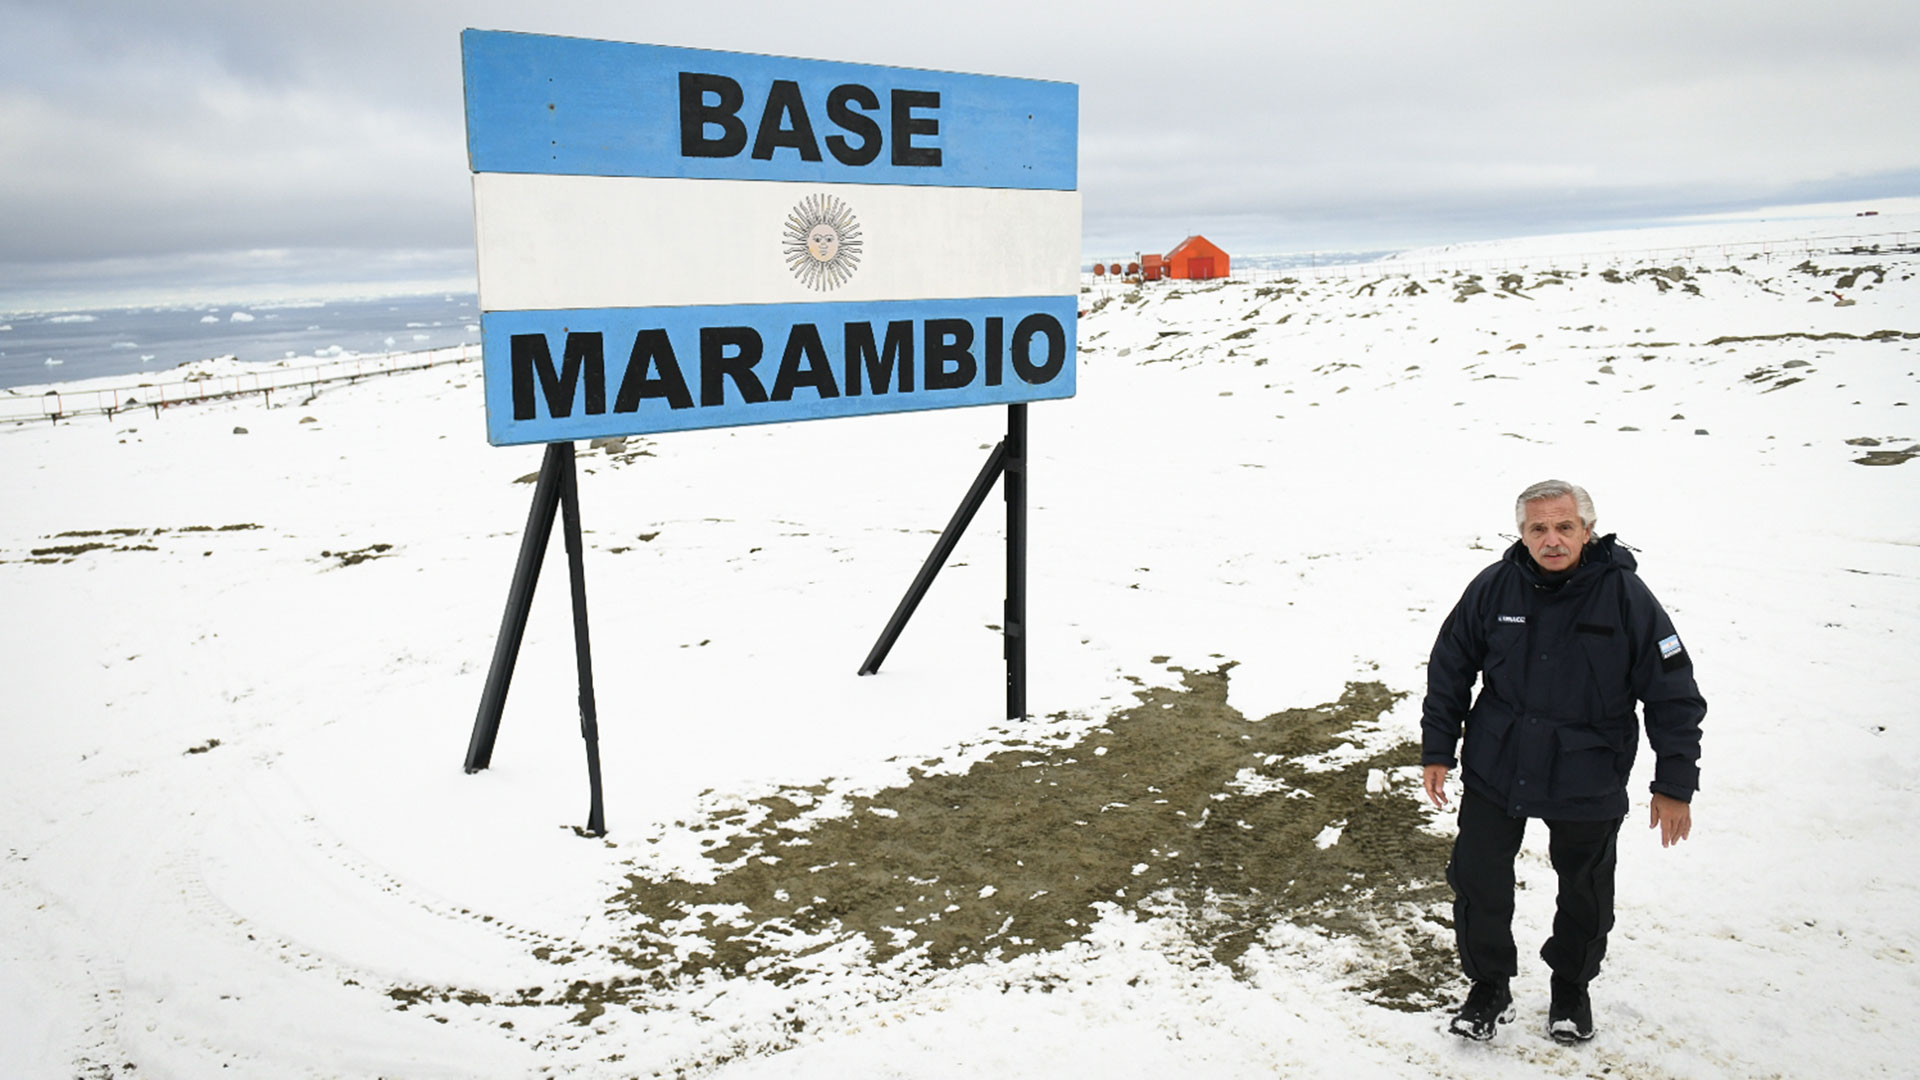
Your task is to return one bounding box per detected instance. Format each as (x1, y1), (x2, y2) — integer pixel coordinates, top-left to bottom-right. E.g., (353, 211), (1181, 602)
(616, 667), (1447, 1004)
(386, 664), (1460, 1054)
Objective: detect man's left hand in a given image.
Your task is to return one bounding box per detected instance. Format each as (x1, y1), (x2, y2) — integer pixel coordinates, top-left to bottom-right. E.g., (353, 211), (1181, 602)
(1649, 793), (1692, 848)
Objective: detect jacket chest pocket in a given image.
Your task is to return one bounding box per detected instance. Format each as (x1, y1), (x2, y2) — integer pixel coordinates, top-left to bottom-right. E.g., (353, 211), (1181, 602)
(1482, 621), (1528, 693)
(1576, 623), (1634, 717)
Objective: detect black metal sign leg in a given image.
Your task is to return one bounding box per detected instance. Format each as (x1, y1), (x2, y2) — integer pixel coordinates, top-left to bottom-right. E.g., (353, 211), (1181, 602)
(555, 443), (607, 836)
(1004, 404), (1028, 721)
(465, 442), (567, 772)
(859, 437), (1010, 676)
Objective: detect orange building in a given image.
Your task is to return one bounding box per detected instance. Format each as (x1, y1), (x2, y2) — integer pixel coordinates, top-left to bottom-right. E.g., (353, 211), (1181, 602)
(1165, 235), (1230, 280)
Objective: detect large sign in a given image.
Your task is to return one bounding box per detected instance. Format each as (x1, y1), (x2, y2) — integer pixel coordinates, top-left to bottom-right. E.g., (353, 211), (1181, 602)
(462, 31), (1080, 445)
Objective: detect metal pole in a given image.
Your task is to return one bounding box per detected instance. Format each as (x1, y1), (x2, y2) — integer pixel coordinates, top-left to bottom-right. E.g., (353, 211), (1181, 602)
(858, 438), (1009, 676)
(555, 442), (607, 836)
(1003, 404), (1028, 721)
(465, 442), (566, 772)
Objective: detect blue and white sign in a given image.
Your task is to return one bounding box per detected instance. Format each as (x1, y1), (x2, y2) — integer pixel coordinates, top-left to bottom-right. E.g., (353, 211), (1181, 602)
(462, 30), (1080, 445)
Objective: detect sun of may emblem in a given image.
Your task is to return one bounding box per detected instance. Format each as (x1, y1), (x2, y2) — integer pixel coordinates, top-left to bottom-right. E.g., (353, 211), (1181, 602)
(783, 193), (863, 291)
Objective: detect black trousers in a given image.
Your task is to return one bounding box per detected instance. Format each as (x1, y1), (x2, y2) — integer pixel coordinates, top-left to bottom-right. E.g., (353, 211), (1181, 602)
(1447, 786), (1622, 985)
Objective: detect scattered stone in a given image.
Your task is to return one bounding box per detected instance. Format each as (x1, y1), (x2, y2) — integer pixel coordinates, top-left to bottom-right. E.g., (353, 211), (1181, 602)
(29, 542), (112, 558)
(324, 543), (395, 567)
(1854, 446), (1918, 467)
(299, 416), (319, 424)
(1709, 330), (1918, 347)
(1618, 426), (1640, 432)
(1835, 266), (1887, 289)
(232, 426), (248, 435)
(1695, 429), (1710, 436)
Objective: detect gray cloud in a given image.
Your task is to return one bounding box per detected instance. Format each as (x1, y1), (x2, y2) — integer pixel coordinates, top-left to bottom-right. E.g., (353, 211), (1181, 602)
(3, 0), (1916, 305)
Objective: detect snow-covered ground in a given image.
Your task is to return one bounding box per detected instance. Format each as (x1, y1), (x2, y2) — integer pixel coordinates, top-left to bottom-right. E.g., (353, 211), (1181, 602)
(4, 203), (1918, 1078)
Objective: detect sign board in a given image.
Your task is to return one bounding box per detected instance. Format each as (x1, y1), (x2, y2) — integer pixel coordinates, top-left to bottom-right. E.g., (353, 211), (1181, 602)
(462, 31), (1080, 446)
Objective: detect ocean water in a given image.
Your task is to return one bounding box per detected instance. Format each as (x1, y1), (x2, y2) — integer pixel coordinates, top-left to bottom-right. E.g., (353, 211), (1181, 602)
(0, 293), (480, 389)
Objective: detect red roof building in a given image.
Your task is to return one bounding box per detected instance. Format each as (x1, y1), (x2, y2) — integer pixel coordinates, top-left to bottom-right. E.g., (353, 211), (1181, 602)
(1165, 235), (1229, 280)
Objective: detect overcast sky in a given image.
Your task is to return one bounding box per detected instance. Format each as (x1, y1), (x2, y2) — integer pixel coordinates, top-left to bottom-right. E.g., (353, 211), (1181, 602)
(3, 0), (1916, 309)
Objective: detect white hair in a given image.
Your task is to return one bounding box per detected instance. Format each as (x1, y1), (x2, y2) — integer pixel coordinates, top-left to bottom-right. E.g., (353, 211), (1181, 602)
(1515, 479), (1596, 532)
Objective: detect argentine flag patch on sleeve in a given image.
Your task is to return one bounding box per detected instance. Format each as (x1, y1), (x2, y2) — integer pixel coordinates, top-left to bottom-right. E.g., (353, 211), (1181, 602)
(1657, 633), (1691, 672)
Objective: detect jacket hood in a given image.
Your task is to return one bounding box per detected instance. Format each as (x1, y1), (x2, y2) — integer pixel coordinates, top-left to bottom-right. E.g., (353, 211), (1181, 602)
(1502, 532), (1635, 586)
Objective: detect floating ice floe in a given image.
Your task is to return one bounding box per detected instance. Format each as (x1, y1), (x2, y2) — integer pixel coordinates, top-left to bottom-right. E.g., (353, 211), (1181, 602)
(199, 315), (219, 324)
(47, 314), (95, 324)
(229, 312), (255, 323)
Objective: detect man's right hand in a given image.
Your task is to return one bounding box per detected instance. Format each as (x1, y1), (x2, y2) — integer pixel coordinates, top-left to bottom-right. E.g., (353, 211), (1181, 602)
(1423, 764), (1451, 808)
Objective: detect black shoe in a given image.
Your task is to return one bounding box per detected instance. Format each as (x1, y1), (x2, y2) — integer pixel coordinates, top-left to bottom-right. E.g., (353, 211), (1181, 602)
(1548, 977), (1595, 1044)
(1448, 979), (1514, 1041)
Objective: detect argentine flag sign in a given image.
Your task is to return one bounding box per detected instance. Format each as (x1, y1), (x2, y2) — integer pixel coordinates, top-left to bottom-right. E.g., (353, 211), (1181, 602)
(462, 30), (1081, 446)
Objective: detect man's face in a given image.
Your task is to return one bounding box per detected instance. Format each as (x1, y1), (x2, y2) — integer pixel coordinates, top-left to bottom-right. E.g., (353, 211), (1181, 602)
(1521, 493), (1592, 572)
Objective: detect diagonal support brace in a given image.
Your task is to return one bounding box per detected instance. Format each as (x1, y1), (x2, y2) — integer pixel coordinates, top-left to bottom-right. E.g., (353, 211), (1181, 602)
(859, 404), (1029, 721)
(463, 441), (606, 835)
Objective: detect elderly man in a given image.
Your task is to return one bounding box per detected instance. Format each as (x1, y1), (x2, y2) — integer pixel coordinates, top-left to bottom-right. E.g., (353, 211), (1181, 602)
(1421, 480), (1705, 1044)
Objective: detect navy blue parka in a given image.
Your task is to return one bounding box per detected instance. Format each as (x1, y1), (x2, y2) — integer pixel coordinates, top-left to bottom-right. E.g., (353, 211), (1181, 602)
(1421, 535), (1705, 821)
